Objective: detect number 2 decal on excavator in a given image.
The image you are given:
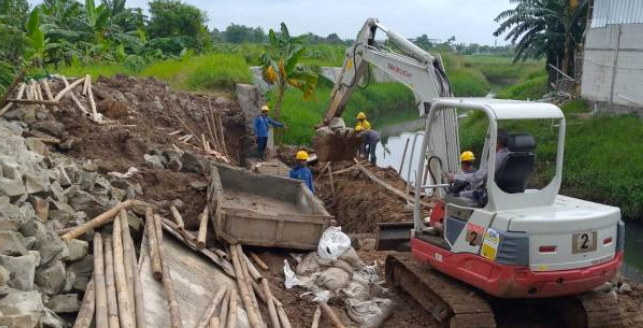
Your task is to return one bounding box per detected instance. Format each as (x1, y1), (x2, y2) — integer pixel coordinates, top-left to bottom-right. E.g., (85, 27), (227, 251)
(572, 231), (597, 253)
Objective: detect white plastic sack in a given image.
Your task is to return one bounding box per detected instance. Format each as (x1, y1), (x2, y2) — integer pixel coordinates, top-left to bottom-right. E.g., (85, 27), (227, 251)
(318, 226), (351, 260)
(315, 267), (351, 292)
(338, 282), (371, 301)
(344, 298), (395, 328)
(283, 259), (300, 289)
(296, 252), (321, 276)
(352, 265), (380, 286)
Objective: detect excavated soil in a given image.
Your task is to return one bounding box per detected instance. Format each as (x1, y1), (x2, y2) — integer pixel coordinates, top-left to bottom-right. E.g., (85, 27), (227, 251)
(50, 75), (249, 229)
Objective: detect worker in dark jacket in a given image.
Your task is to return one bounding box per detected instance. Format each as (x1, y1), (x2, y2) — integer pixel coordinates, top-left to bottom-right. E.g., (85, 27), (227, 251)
(253, 105), (285, 160)
(290, 151), (314, 193)
(356, 125), (381, 165)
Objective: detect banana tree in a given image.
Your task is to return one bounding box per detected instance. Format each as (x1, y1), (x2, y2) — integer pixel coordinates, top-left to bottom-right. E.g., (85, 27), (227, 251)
(260, 22), (318, 142)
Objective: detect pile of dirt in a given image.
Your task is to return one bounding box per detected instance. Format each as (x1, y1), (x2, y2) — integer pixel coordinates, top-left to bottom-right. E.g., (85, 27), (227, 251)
(314, 161), (422, 233)
(49, 75), (250, 228)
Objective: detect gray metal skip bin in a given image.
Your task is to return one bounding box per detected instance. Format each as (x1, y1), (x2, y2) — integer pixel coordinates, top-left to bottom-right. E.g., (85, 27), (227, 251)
(208, 163), (334, 250)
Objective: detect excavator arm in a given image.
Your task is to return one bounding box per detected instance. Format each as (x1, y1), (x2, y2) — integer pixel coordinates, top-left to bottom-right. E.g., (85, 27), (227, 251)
(314, 18), (460, 174)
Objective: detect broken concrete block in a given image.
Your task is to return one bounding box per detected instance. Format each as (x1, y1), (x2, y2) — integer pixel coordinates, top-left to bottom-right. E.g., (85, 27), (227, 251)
(163, 150), (183, 171)
(0, 231), (28, 256)
(81, 160), (98, 172)
(0, 290), (44, 328)
(54, 166), (72, 187)
(110, 186), (126, 202)
(23, 236), (37, 250)
(0, 265), (10, 286)
(0, 197), (28, 231)
(25, 138), (49, 156)
(35, 260), (66, 295)
(63, 270), (76, 293)
(144, 154), (166, 169)
(0, 254), (39, 291)
(0, 175), (27, 200)
(67, 255), (93, 291)
(23, 171), (49, 195)
(64, 239), (88, 262)
(46, 294), (81, 313)
(48, 181), (67, 203)
(77, 170), (97, 192)
(21, 218), (67, 266)
(32, 121), (65, 137)
(58, 138), (75, 150)
(182, 152), (209, 174)
(28, 196), (49, 222)
(68, 189), (102, 213)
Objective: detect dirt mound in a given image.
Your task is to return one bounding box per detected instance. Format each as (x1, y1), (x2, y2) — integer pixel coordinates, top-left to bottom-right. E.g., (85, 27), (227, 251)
(314, 162), (421, 233)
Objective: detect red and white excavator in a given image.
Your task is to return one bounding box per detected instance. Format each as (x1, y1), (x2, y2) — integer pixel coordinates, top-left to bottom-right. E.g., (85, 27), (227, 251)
(315, 18), (625, 328)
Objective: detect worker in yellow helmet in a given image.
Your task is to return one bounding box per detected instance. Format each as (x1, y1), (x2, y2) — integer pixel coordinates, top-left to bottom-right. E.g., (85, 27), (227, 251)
(460, 151), (477, 174)
(355, 125), (381, 165)
(355, 112), (371, 130)
(289, 150), (314, 193)
(253, 105), (285, 161)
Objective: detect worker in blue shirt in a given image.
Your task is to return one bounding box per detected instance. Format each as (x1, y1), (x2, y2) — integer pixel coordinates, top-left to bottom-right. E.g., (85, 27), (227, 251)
(289, 150), (314, 194)
(253, 105), (285, 160)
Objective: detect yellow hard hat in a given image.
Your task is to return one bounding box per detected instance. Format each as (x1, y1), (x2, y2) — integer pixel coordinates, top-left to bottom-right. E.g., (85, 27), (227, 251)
(261, 105), (270, 112)
(296, 150), (309, 161)
(356, 112), (366, 119)
(460, 151), (475, 162)
(355, 125), (364, 132)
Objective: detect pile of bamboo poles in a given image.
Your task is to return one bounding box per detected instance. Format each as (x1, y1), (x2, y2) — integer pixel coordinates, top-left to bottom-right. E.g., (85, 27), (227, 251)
(0, 74), (109, 124)
(76, 210), (145, 328)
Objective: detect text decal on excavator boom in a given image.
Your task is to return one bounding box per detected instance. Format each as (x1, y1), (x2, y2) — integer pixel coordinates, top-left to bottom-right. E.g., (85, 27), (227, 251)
(387, 63), (412, 79)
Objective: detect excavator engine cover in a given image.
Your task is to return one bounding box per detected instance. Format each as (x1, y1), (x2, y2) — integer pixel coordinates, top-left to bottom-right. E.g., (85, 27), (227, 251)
(313, 126), (364, 162)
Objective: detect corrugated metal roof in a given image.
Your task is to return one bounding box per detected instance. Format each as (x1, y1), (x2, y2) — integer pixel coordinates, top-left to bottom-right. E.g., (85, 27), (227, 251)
(591, 0), (643, 28)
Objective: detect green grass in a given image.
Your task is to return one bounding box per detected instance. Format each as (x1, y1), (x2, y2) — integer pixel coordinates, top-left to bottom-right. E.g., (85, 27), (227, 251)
(496, 70), (549, 100)
(459, 99), (643, 219)
(464, 55), (543, 88)
(442, 54), (491, 97)
(56, 62), (137, 79)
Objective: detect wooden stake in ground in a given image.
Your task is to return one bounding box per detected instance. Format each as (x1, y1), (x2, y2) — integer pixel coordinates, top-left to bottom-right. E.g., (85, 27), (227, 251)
(319, 303), (346, 328)
(169, 206), (185, 230)
(113, 215), (136, 328)
(72, 278), (96, 328)
(121, 210), (146, 328)
(154, 214), (183, 328)
(62, 200), (133, 240)
(82, 74), (90, 96)
(227, 289), (238, 328)
(145, 208), (163, 281)
(104, 236), (121, 328)
(118, 210), (136, 324)
(310, 305), (321, 328)
(94, 233), (109, 328)
(218, 290), (231, 328)
(249, 253), (269, 271)
(229, 245), (260, 328)
(87, 78), (99, 122)
(262, 279), (280, 328)
(195, 286), (228, 328)
(197, 205), (209, 250)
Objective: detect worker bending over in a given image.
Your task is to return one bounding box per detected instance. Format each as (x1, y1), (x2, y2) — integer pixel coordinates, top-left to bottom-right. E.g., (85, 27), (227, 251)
(253, 105), (285, 161)
(290, 151), (314, 194)
(355, 112), (371, 130)
(356, 125), (380, 165)
(460, 151), (477, 173)
(447, 130), (511, 202)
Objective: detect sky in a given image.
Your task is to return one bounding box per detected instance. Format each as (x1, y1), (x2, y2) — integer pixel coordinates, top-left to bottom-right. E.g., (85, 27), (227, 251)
(122, 0), (515, 45)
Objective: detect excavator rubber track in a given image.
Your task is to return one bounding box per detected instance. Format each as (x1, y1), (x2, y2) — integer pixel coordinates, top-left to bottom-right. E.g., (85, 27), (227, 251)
(385, 253), (497, 328)
(386, 253), (624, 328)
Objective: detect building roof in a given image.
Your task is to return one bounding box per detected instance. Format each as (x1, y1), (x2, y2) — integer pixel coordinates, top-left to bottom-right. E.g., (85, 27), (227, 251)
(591, 0), (643, 28)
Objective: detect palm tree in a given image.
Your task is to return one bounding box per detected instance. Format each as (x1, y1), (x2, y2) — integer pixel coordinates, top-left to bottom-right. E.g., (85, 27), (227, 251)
(260, 22), (318, 140)
(494, 0), (588, 82)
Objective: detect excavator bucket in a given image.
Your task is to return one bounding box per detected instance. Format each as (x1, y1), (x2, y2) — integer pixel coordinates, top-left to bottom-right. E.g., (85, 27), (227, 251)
(375, 222), (413, 251)
(312, 126), (364, 162)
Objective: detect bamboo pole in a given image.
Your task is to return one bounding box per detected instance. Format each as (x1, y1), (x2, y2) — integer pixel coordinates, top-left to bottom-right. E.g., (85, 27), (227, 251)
(72, 279), (96, 328)
(314, 162), (331, 182)
(195, 286), (228, 328)
(104, 236), (121, 328)
(239, 248), (264, 328)
(121, 211), (146, 328)
(94, 233), (109, 328)
(202, 134), (211, 153)
(207, 100), (221, 151)
(249, 253), (269, 271)
(239, 248), (262, 282)
(218, 290), (231, 328)
(0, 83), (25, 116)
(88, 80), (99, 122)
(54, 77), (86, 101)
(154, 214), (183, 328)
(60, 76), (90, 115)
(118, 210), (136, 322)
(251, 280), (266, 304)
(229, 245), (260, 328)
(202, 107), (217, 149)
(145, 208), (163, 281)
(275, 303), (292, 328)
(83, 74), (91, 96)
(319, 303), (346, 328)
(113, 215), (136, 328)
(5, 98), (60, 105)
(310, 306), (321, 328)
(35, 80), (44, 101)
(197, 205), (209, 250)
(261, 279), (280, 328)
(215, 113), (228, 158)
(227, 290), (238, 328)
(61, 200), (133, 240)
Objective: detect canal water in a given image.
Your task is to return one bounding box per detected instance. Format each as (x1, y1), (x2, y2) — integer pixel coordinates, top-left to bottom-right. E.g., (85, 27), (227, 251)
(372, 117), (643, 282)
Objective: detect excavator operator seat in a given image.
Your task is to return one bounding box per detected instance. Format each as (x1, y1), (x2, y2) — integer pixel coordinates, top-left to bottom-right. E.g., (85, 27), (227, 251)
(495, 133), (536, 194)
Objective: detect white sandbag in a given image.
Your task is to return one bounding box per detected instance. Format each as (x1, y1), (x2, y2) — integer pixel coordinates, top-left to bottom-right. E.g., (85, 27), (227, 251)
(315, 267), (351, 292)
(338, 247), (365, 270)
(344, 298), (395, 328)
(338, 282), (370, 301)
(352, 265), (380, 286)
(318, 226), (351, 260)
(296, 252), (322, 276)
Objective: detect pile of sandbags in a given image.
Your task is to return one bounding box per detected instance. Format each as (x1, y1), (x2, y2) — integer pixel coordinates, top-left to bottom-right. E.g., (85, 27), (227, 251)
(284, 227), (395, 328)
